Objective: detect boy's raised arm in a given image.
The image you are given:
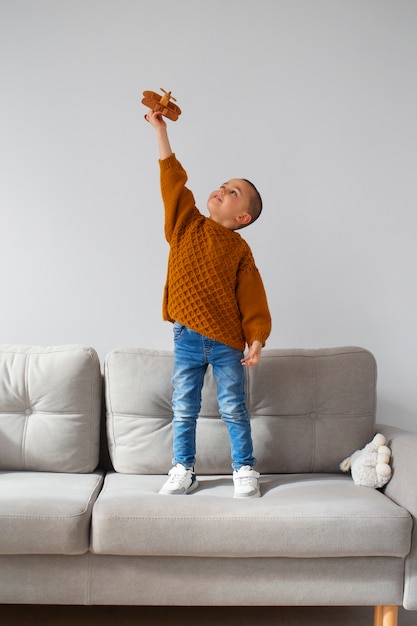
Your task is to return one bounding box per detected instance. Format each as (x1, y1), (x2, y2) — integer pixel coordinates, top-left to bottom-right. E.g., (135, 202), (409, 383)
(145, 110), (173, 160)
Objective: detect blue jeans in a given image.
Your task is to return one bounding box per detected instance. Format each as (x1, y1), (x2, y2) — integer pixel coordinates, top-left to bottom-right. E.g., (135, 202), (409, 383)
(171, 323), (256, 472)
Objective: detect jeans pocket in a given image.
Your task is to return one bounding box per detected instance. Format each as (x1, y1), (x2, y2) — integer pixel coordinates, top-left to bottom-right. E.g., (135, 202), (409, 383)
(173, 322), (186, 341)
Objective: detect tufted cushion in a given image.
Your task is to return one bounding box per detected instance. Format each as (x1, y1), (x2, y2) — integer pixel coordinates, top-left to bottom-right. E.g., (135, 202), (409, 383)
(0, 345), (102, 473)
(104, 346), (376, 475)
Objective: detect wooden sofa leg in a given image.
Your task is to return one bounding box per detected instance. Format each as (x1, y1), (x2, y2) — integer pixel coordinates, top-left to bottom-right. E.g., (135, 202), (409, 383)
(374, 605), (398, 626)
(374, 606), (383, 625)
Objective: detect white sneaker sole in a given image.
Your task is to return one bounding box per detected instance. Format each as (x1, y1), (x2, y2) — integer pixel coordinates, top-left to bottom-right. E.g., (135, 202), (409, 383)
(159, 477), (199, 495)
(233, 487), (261, 499)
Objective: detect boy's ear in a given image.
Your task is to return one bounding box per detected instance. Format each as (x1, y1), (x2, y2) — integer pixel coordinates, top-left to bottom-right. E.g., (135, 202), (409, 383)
(236, 213), (252, 226)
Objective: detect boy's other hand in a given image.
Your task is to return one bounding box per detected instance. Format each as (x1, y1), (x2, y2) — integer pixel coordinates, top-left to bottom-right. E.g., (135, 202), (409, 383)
(241, 340), (262, 367)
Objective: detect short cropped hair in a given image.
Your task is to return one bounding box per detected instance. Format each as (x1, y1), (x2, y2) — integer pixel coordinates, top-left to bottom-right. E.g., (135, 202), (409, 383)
(241, 179), (263, 227)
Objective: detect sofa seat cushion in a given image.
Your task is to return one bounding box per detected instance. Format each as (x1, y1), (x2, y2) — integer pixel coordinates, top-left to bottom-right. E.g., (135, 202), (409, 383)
(0, 471), (103, 555)
(91, 472), (412, 558)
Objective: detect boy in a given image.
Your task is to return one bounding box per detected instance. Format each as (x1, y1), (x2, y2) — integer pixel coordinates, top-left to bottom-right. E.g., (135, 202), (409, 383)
(145, 109), (271, 498)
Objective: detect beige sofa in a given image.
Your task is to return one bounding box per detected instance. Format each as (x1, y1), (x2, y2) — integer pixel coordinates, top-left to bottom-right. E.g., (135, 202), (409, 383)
(0, 344), (416, 626)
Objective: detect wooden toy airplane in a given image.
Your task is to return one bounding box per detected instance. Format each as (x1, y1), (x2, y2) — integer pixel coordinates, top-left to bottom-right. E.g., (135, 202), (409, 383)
(142, 88), (182, 121)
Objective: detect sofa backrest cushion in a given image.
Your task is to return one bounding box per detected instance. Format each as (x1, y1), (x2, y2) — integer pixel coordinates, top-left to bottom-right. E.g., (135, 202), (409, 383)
(105, 346), (376, 475)
(0, 345), (102, 473)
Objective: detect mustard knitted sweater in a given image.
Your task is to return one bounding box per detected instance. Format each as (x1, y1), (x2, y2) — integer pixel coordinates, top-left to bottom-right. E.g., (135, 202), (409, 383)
(160, 154), (271, 351)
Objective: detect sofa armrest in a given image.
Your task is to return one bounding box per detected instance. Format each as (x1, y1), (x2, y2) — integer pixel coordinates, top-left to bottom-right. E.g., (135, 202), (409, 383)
(377, 423), (417, 610)
(378, 424), (417, 515)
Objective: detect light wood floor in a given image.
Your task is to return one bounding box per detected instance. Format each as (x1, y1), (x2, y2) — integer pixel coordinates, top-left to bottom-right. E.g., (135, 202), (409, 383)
(0, 605), (415, 625)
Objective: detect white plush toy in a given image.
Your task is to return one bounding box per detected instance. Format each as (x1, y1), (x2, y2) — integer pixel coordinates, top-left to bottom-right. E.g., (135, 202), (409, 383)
(340, 433), (392, 488)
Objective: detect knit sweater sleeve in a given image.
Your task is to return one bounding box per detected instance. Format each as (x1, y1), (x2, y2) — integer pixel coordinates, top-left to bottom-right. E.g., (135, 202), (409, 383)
(236, 253), (272, 347)
(159, 154), (198, 242)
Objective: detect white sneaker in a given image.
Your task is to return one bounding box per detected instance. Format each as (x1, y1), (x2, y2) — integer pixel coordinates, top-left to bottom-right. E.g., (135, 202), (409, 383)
(159, 464), (199, 495)
(233, 466), (260, 498)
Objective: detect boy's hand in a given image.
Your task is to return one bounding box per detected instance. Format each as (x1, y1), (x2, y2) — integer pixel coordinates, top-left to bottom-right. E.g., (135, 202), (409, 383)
(145, 109), (166, 130)
(145, 109), (173, 159)
(241, 340), (262, 366)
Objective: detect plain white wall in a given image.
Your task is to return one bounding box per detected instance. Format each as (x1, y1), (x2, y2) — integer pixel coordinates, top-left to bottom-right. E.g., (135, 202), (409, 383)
(1, 0), (416, 431)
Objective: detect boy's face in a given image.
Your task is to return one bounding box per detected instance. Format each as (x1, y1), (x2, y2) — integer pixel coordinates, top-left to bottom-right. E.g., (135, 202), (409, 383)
(207, 179), (252, 230)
